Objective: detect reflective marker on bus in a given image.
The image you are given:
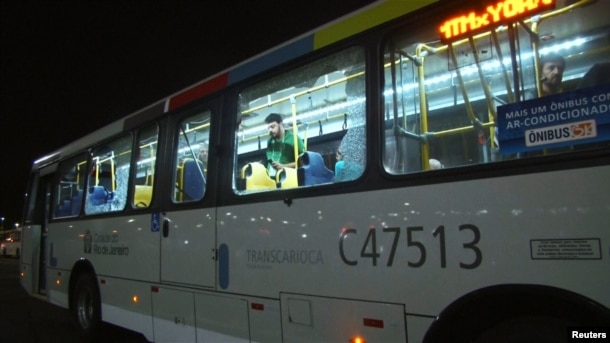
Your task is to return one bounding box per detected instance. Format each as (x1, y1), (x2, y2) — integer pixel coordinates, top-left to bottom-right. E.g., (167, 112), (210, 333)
(18, 0), (610, 342)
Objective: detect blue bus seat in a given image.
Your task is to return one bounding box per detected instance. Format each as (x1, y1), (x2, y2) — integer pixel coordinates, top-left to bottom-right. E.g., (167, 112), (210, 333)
(89, 185), (113, 205)
(179, 159), (205, 201)
(297, 151), (334, 186)
(71, 189), (83, 215)
(55, 199), (72, 217)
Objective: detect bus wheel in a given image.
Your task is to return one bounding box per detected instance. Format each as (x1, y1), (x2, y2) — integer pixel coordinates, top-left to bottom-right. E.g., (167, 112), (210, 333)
(72, 273), (101, 338)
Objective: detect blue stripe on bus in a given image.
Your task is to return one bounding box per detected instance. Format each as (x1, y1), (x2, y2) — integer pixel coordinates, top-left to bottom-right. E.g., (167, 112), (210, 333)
(218, 243), (229, 289)
(228, 34), (315, 85)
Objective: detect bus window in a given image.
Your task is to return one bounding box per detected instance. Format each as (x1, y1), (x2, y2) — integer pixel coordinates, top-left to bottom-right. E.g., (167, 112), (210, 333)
(85, 134), (133, 215)
(172, 111), (210, 203)
(132, 124), (159, 208)
(234, 46), (366, 193)
(383, 0), (610, 174)
(54, 153), (87, 218)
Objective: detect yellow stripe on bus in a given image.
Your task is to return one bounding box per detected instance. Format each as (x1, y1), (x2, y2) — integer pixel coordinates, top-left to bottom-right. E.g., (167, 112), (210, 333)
(314, 0), (439, 50)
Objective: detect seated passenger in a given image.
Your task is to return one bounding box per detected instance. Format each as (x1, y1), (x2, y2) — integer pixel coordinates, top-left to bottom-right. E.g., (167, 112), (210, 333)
(539, 53), (565, 97)
(198, 142), (209, 174)
(525, 53), (566, 100)
(429, 158), (444, 170)
(334, 150), (345, 179)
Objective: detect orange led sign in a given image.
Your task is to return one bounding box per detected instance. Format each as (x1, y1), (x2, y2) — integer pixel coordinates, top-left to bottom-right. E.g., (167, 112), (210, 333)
(439, 0), (555, 43)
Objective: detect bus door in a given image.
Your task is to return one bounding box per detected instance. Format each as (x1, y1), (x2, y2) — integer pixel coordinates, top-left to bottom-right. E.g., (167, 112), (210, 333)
(160, 108), (216, 288)
(160, 208), (216, 287)
(21, 170), (53, 296)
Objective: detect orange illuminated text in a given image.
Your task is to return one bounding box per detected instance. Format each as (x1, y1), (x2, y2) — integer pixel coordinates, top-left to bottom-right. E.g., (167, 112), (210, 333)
(439, 0), (555, 42)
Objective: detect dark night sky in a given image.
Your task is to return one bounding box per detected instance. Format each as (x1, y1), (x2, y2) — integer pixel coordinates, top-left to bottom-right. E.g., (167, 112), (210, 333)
(0, 1), (375, 226)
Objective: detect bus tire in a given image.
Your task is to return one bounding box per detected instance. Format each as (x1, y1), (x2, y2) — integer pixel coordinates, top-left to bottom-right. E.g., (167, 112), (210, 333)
(72, 272), (101, 339)
(423, 285), (610, 343)
(472, 315), (572, 343)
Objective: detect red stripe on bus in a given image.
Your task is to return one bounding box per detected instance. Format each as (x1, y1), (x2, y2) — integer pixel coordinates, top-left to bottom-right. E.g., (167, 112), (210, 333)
(251, 303), (264, 311)
(363, 318), (384, 328)
(168, 73), (229, 111)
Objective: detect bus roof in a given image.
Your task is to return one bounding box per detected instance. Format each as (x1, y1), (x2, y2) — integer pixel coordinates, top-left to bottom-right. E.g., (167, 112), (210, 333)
(31, 0), (438, 170)
(166, 0), (437, 110)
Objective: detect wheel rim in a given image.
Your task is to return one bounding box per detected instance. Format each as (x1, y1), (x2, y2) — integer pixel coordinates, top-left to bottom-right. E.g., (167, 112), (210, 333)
(76, 286), (94, 329)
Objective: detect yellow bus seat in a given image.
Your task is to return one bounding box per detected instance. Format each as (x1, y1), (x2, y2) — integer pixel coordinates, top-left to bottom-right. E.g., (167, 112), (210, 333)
(276, 167), (298, 189)
(134, 185), (153, 207)
(242, 162), (276, 190)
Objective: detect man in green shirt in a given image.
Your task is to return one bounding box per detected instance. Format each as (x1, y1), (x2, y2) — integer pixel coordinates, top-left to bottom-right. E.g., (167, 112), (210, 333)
(265, 113), (305, 177)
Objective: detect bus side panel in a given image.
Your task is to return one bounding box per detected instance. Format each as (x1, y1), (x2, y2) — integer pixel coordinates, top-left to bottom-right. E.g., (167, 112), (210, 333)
(194, 293), (249, 342)
(248, 298), (282, 342)
(48, 214), (160, 282)
(218, 165), (610, 314)
(47, 265), (70, 309)
(406, 315), (435, 343)
(161, 208), (216, 288)
(280, 293), (406, 343)
(151, 287), (196, 342)
(99, 276), (155, 342)
(150, 288), (279, 343)
(45, 214), (161, 311)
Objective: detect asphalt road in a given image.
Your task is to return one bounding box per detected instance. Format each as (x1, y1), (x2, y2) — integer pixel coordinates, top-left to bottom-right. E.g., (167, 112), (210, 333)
(0, 257), (148, 343)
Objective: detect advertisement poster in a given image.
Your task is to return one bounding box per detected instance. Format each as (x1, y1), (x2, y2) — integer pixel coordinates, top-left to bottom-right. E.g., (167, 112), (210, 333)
(497, 84), (610, 155)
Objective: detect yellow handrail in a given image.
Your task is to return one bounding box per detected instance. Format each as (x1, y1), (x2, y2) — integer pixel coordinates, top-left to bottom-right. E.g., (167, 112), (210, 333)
(291, 95), (299, 165)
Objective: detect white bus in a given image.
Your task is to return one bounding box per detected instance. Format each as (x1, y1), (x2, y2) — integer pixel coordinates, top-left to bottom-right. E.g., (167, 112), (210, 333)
(19, 0), (610, 341)
(1, 228), (21, 258)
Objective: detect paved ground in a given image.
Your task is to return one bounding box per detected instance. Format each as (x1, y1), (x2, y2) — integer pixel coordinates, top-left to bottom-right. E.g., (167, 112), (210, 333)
(0, 257), (148, 343)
